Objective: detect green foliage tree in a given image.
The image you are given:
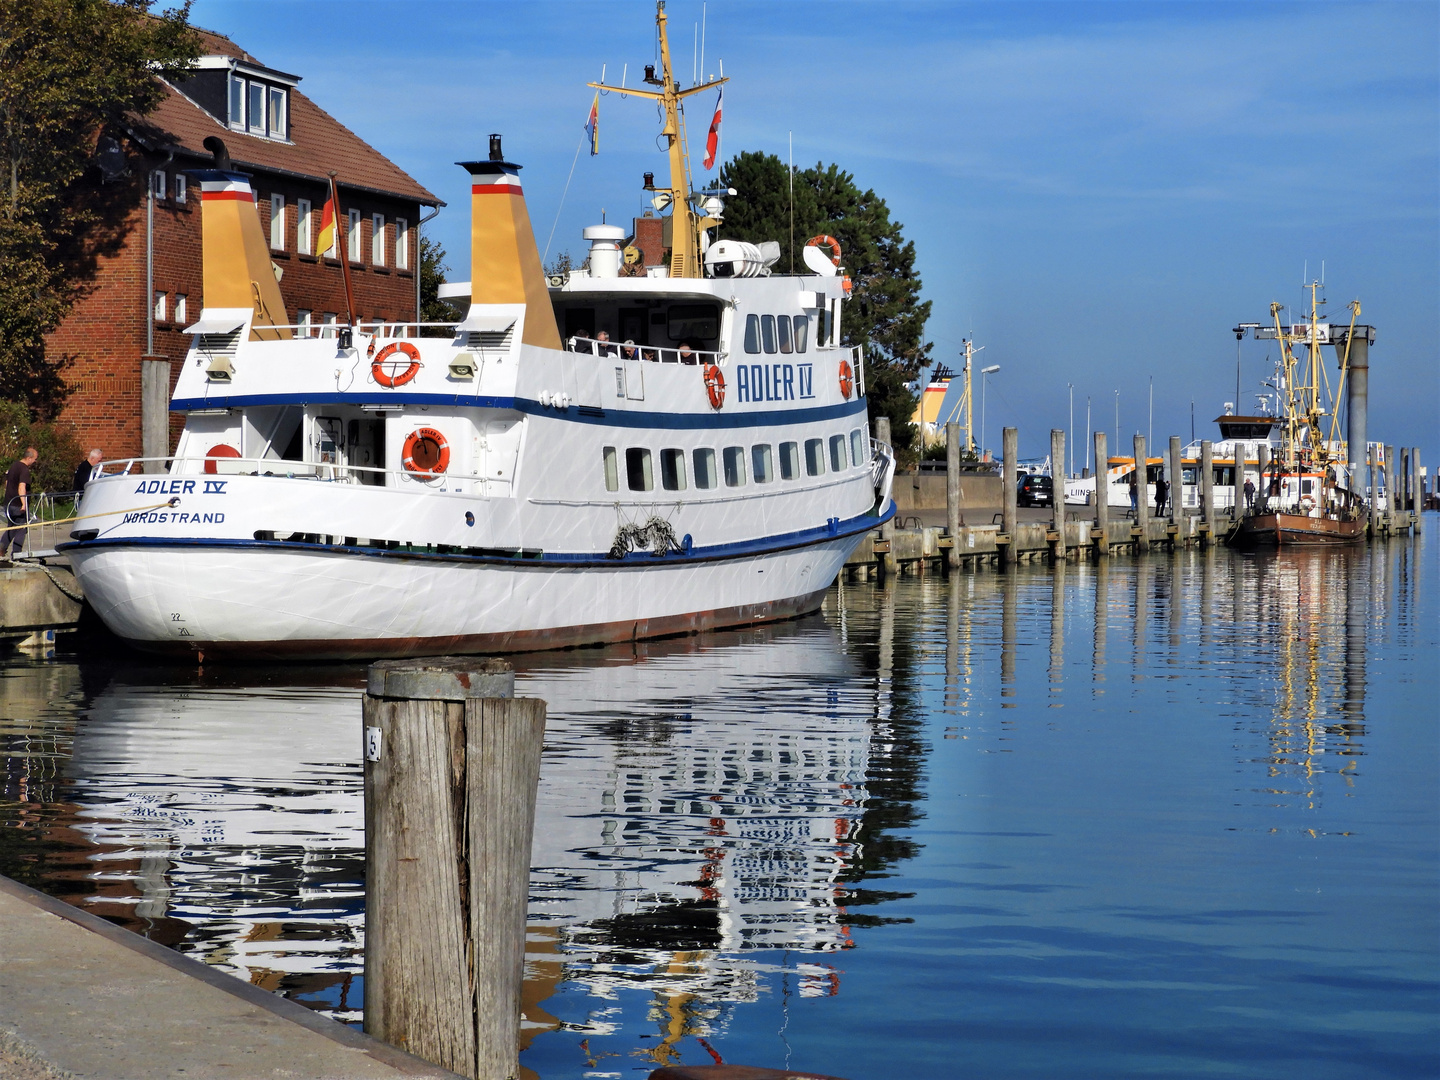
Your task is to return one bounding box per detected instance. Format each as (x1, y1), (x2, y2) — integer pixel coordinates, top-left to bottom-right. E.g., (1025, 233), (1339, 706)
(418, 233), (455, 336)
(0, 0), (199, 416)
(0, 400), (85, 493)
(718, 151), (932, 458)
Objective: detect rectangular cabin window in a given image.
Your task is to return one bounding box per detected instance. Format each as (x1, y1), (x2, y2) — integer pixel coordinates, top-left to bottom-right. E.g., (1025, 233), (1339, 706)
(777, 316), (793, 354)
(744, 314), (761, 354)
(829, 434), (847, 472)
(761, 314), (777, 354)
(228, 74), (245, 129)
(850, 429), (865, 466)
(779, 441), (800, 480)
(296, 198), (312, 254)
(805, 438), (826, 477)
(247, 81), (265, 135)
(723, 446), (746, 487)
(395, 217), (409, 269)
(693, 448), (717, 490)
(347, 209), (361, 263)
(792, 315), (808, 353)
(626, 447), (653, 491)
(372, 213), (385, 266)
(603, 446), (619, 492)
(668, 304), (719, 342)
(270, 194), (285, 250)
(751, 444), (774, 484)
(268, 86), (287, 139)
(660, 448), (687, 491)
(814, 308), (828, 348)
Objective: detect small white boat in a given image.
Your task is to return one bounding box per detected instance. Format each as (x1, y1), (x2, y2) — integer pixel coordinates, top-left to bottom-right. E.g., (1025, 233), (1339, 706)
(62, 7), (894, 659)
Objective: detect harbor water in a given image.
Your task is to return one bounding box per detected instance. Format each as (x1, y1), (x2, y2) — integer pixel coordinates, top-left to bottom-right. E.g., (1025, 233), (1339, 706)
(1, 537), (1435, 1079)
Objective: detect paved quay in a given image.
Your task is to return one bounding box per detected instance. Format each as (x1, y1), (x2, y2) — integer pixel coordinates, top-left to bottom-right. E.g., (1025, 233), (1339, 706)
(0, 875), (461, 1080)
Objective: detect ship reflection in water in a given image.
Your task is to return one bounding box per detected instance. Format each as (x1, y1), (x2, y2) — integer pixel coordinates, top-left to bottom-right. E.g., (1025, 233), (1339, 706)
(0, 538), (1434, 1080)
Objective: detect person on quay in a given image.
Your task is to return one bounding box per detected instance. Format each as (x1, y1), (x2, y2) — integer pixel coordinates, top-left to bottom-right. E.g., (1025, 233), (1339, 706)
(73, 448), (103, 497)
(1155, 475), (1169, 517)
(1243, 476), (1255, 511)
(3, 447), (38, 564)
(1128, 469), (1138, 515)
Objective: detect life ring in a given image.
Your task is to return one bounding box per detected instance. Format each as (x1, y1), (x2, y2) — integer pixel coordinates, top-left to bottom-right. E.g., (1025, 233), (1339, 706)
(401, 427), (450, 479)
(372, 342), (422, 388)
(203, 443), (241, 475)
(704, 364), (725, 410)
(838, 358), (854, 400)
(805, 234), (842, 267)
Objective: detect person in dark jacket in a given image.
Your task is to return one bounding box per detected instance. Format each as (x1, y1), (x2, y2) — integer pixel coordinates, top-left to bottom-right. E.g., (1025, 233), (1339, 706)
(1155, 476), (1170, 517)
(73, 448), (103, 495)
(2, 447), (37, 563)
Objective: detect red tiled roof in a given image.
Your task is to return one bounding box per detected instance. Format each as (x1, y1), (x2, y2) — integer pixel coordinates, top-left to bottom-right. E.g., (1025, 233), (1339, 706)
(130, 27), (439, 205)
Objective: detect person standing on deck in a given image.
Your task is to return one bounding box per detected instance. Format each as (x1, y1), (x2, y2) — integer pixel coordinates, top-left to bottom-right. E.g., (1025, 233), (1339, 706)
(1128, 469), (1138, 514)
(1155, 474), (1169, 517)
(1243, 476), (1255, 510)
(2, 447), (38, 564)
(73, 448), (103, 497)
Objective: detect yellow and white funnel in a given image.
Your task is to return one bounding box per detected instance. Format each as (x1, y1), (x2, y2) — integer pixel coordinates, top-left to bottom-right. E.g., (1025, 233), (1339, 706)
(457, 142), (561, 350)
(191, 169), (290, 341)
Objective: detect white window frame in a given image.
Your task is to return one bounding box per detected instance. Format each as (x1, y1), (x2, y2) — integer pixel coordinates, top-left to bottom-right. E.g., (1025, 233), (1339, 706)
(153, 170), (167, 200)
(371, 213), (385, 266)
(347, 209), (361, 263)
(153, 291), (167, 322)
(174, 294), (187, 324)
(270, 193), (285, 250)
(247, 81), (266, 135)
(174, 174), (187, 203)
(296, 309), (311, 338)
(295, 198), (312, 254)
(320, 312), (337, 339)
(395, 217), (409, 269)
(228, 74), (245, 130)
(267, 86), (287, 139)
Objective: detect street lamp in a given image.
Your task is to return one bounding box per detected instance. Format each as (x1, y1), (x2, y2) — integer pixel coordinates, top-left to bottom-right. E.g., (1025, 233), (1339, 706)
(980, 364), (1000, 458)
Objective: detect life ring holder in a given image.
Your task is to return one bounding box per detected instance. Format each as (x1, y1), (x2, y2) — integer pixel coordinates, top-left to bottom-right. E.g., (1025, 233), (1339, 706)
(838, 358), (854, 400)
(203, 444), (241, 475)
(805, 234), (842, 267)
(401, 427), (450, 480)
(703, 364), (725, 410)
(372, 342), (422, 388)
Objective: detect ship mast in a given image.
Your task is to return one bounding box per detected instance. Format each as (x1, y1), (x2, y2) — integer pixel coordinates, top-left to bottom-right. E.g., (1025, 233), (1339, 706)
(588, 1), (727, 278)
(1271, 280), (1340, 472)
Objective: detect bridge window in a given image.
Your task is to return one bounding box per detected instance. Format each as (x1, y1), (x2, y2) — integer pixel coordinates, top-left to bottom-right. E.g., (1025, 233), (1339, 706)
(850, 429), (865, 466)
(693, 448), (717, 490)
(660, 448), (687, 491)
(625, 447), (653, 491)
(723, 446), (746, 487)
(829, 434), (847, 472)
(777, 317), (792, 354)
(761, 315), (777, 354)
(792, 315), (809, 353)
(804, 438), (826, 477)
(744, 314), (760, 354)
(779, 441), (800, 480)
(751, 444), (774, 484)
(603, 446), (618, 492)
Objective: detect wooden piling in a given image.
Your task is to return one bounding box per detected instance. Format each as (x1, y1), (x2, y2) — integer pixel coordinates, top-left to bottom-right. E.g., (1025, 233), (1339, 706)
(1400, 448), (1410, 523)
(946, 421), (961, 570)
(1050, 428), (1066, 562)
(1168, 436), (1183, 524)
(876, 417), (896, 578)
(1385, 445), (1396, 532)
(1132, 434), (1149, 548)
(1369, 449), (1380, 538)
(1257, 444), (1270, 514)
(1413, 449), (1423, 533)
(1001, 427), (1018, 567)
(1093, 431), (1109, 557)
(363, 658), (545, 1080)
(1200, 440), (1214, 544)
(1233, 445), (1245, 524)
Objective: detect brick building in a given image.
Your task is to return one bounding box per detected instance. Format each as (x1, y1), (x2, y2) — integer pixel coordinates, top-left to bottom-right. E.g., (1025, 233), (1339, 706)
(47, 28), (441, 460)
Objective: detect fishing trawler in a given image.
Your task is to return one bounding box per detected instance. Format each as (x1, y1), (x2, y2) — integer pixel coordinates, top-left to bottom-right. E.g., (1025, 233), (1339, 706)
(1230, 281), (1367, 547)
(60, 4), (895, 659)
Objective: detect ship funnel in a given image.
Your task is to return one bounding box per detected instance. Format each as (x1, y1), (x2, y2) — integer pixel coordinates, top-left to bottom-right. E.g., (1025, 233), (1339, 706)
(457, 146), (561, 350)
(187, 161), (290, 341)
(1332, 325), (1374, 469)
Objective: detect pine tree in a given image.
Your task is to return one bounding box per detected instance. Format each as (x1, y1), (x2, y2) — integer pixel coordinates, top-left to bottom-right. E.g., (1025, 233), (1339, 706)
(718, 151), (932, 456)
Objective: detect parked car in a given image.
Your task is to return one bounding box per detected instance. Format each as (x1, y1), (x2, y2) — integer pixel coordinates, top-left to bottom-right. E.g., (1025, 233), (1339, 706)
(1017, 473), (1053, 507)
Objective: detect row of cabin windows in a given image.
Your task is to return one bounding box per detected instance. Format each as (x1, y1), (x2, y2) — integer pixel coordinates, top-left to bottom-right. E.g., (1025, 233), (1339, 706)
(743, 314), (810, 355)
(267, 196), (410, 268)
(603, 430), (867, 493)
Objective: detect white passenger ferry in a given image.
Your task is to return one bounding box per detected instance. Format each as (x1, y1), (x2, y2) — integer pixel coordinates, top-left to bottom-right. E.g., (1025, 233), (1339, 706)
(61, 8), (895, 660)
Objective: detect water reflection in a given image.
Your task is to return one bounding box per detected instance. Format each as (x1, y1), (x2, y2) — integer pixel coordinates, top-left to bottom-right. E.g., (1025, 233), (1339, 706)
(0, 537), (1433, 1079)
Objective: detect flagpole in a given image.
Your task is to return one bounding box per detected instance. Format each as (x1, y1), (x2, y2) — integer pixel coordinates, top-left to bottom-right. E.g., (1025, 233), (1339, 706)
(329, 172), (357, 327)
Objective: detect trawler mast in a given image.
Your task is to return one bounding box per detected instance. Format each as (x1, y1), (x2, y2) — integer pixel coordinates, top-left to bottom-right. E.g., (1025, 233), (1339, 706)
(587, 1), (727, 278)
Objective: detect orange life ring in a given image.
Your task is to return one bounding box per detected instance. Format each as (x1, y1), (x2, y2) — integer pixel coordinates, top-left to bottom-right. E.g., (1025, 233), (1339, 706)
(838, 358), (854, 400)
(805, 234), (842, 267)
(372, 342), (422, 388)
(704, 364), (725, 410)
(204, 444), (241, 475)
(401, 427), (450, 479)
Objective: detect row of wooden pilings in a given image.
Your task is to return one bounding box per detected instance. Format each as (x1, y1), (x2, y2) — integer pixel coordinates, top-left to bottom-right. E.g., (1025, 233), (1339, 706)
(361, 658), (842, 1080)
(860, 419), (1423, 577)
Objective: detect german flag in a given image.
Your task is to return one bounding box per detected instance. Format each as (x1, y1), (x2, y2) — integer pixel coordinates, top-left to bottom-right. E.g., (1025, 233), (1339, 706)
(316, 191), (337, 256)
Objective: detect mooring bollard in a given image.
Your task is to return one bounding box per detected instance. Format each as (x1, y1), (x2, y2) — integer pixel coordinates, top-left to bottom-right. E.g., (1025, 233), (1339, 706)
(363, 657), (546, 1080)
(1093, 430), (1109, 557)
(1001, 427), (1018, 567)
(1132, 434), (1149, 547)
(946, 421), (961, 571)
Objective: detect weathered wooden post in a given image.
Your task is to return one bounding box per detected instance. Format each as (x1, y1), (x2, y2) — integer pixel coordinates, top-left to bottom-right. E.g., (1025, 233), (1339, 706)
(1001, 427), (1018, 567)
(1200, 440), (1214, 545)
(1368, 449), (1380, 538)
(1399, 448), (1410, 525)
(1384, 444), (1397, 533)
(1132, 434), (1149, 549)
(1413, 449), (1423, 533)
(1257, 444), (1270, 513)
(875, 416), (896, 578)
(1232, 446), (1245, 523)
(1168, 436), (1183, 526)
(1093, 431), (1109, 558)
(364, 658), (546, 1080)
(946, 421), (962, 571)
(1050, 428), (1066, 562)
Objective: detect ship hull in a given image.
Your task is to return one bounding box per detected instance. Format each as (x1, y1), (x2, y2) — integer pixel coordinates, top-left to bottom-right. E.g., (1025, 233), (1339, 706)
(1231, 511), (1366, 548)
(66, 531), (867, 660)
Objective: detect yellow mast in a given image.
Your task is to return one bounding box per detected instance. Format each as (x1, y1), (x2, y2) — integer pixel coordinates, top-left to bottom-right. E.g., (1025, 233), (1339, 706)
(588, 1), (727, 278)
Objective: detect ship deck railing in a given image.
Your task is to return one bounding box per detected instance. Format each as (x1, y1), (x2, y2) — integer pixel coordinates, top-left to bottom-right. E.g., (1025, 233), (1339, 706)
(87, 456), (494, 490)
(566, 336), (727, 366)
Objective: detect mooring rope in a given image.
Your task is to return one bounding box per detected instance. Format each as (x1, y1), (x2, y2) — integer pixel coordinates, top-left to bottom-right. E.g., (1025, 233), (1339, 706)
(15, 498), (181, 532)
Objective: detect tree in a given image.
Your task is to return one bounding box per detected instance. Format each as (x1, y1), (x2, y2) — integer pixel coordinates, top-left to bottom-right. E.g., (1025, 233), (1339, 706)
(416, 233), (457, 336)
(718, 151), (932, 457)
(0, 0), (199, 416)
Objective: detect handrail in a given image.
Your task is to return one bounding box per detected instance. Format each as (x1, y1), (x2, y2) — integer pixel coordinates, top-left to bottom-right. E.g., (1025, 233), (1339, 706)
(566, 335), (726, 366)
(90, 455), (493, 488)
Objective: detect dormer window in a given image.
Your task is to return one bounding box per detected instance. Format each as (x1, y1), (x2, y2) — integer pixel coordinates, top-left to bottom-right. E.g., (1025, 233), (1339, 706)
(247, 81), (265, 135)
(226, 68), (291, 140)
(268, 87), (287, 139)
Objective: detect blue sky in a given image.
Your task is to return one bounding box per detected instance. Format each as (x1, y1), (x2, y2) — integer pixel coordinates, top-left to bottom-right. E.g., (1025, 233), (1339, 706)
(191, 1), (1438, 463)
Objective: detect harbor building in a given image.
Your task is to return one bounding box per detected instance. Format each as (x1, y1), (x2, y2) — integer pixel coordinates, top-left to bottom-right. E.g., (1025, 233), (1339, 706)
(45, 28), (440, 461)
